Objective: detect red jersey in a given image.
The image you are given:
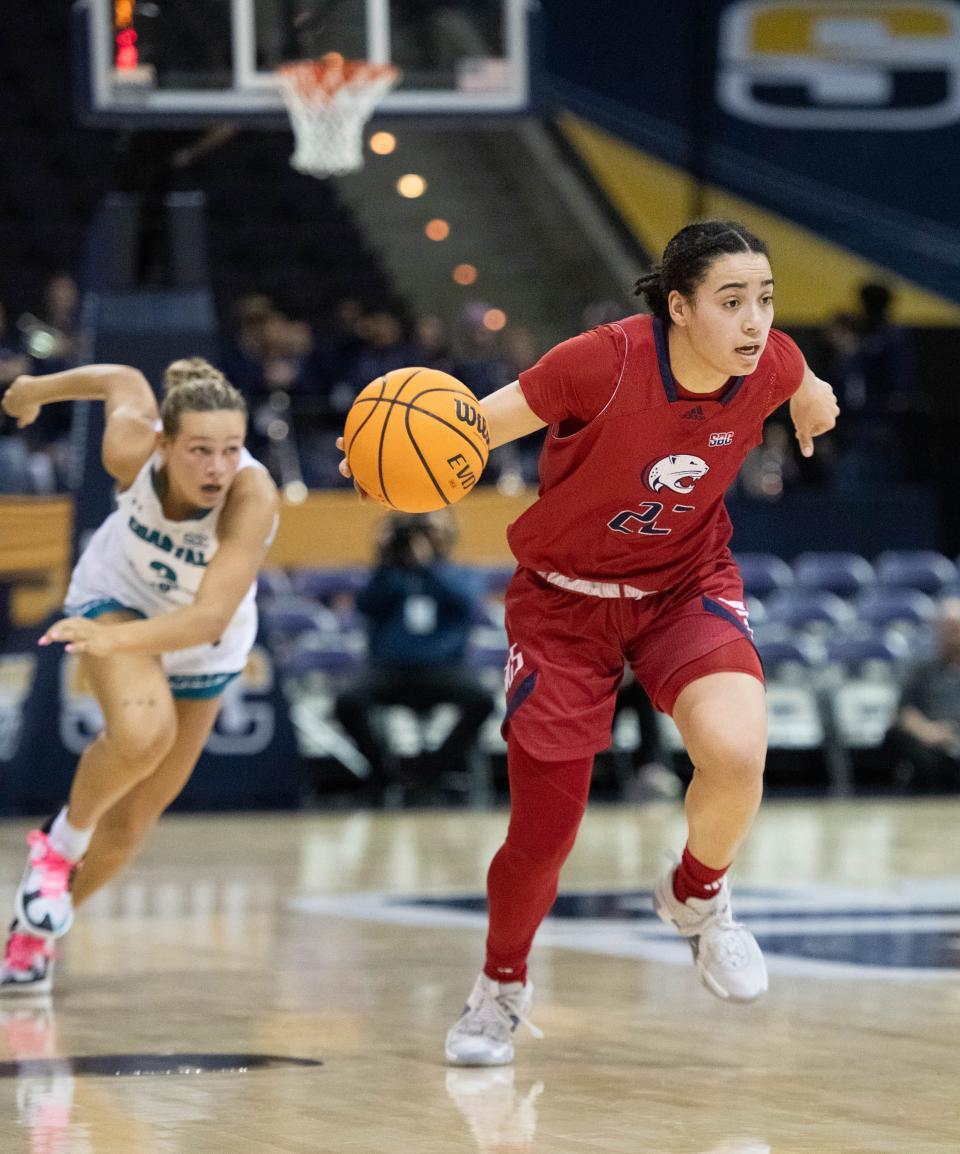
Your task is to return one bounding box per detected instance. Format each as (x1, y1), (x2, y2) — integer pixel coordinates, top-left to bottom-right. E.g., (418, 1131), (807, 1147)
(508, 314), (804, 593)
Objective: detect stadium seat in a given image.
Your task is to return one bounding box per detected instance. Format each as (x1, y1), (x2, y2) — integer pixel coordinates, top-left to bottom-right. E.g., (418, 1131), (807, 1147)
(467, 627), (510, 669)
(370, 705), (495, 810)
(261, 604), (333, 637)
(793, 551), (875, 597)
(823, 637), (903, 753)
(757, 639), (815, 676)
(477, 565), (517, 596)
(745, 595), (767, 624)
(764, 589), (857, 633)
(824, 636), (907, 670)
(875, 550), (957, 595)
(854, 588), (936, 630)
(257, 568), (293, 599)
(281, 641), (363, 678)
(734, 552), (794, 598)
(755, 636), (857, 793)
(289, 567), (369, 600)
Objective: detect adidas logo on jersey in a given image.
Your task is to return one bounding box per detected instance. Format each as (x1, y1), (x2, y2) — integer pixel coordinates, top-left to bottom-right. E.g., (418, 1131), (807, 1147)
(681, 405), (705, 420)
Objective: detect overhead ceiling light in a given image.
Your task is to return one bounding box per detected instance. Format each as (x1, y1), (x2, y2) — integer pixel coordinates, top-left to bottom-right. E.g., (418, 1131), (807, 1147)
(396, 173), (427, 198)
(369, 131), (396, 155)
(425, 218), (450, 241)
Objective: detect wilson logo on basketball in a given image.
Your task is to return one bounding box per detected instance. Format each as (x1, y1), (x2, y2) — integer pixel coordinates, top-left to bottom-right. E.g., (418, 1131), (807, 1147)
(453, 399), (490, 445)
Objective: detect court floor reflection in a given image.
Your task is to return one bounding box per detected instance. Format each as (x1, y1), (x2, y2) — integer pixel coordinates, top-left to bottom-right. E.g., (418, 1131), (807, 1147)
(1, 1005), (76, 1153)
(446, 1067), (543, 1152)
(444, 1068), (772, 1154)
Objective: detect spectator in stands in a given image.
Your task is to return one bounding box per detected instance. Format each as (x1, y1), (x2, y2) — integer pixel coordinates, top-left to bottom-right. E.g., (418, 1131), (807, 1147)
(346, 311), (413, 387)
(497, 325), (545, 486)
(335, 510), (495, 798)
(220, 293), (278, 397)
(260, 312), (316, 395)
(15, 274), (82, 484)
(0, 301), (30, 387)
(37, 273), (80, 369)
(887, 598), (960, 791)
(0, 302), (60, 493)
(310, 298), (367, 396)
(820, 281), (920, 485)
(736, 419), (803, 500)
(454, 304), (514, 400)
(411, 313), (456, 375)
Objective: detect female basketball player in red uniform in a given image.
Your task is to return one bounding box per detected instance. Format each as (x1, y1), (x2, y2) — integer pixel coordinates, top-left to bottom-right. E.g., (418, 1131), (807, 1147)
(340, 219), (839, 1065)
(0, 359), (278, 995)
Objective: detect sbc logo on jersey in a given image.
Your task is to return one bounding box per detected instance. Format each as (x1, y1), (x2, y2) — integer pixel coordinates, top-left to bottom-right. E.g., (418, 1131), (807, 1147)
(709, 431), (735, 447)
(644, 454), (709, 494)
(718, 1), (960, 129)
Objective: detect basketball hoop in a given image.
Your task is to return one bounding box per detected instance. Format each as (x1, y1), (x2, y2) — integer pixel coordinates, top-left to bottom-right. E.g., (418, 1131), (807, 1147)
(275, 54), (401, 178)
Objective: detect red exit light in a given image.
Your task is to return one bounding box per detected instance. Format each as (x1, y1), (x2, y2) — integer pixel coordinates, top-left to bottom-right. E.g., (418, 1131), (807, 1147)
(114, 1), (139, 71)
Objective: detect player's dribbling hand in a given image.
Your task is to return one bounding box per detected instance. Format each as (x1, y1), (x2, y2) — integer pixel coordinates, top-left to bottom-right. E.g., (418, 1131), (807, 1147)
(335, 435), (370, 500)
(1, 376), (43, 428)
(39, 617), (115, 657)
(789, 373), (839, 458)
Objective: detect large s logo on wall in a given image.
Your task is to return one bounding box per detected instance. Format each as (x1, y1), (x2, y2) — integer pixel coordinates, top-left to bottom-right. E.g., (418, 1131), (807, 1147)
(718, 1), (960, 129)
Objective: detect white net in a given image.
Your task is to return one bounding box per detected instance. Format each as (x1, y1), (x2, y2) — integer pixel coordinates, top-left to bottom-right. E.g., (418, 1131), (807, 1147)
(276, 56), (401, 178)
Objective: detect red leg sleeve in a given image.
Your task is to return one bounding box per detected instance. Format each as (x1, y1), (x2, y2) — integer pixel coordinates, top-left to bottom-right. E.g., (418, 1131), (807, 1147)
(484, 735), (594, 983)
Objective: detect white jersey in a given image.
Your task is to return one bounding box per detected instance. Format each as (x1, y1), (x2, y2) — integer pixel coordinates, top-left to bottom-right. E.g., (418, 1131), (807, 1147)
(66, 447), (268, 693)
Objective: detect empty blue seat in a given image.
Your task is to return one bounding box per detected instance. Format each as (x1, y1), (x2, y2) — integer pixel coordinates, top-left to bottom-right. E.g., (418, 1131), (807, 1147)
(854, 588), (936, 629)
(765, 589), (856, 631)
(477, 565), (517, 596)
(289, 567), (369, 600)
(282, 632), (364, 673)
(261, 607), (327, 635)
(257, 568), (293, 599)
(468, 631), (510, 669)
(756, 639), (813, 672)
(876, 550), (957, 595)
(280, 643), (361, 677)
(793, 551), (875, 597)
(734, 553), (793, 598)
(825, 636), (904, 670)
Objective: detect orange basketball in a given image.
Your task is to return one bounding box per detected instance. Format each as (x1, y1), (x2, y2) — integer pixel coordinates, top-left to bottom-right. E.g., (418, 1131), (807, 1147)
(343, 367), (489, 513)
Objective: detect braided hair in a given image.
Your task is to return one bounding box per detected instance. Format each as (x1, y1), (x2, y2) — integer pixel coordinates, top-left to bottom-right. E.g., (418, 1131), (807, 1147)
(634, 220), (769, 325)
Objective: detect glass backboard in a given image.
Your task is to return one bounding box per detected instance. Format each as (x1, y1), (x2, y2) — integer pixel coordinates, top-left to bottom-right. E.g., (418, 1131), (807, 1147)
(73, 0), (531, 125)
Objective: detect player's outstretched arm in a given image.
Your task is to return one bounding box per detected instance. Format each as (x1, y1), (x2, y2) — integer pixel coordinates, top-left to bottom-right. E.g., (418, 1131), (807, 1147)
(789, 361), (839, 458)
(40, 468), (279, 657)
(2, 365), (159, 487)
(479, 381), (547, 450)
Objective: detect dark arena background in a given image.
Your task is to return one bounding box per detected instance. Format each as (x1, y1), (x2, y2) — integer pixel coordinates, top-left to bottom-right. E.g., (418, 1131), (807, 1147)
(0, 3), (959, 1151)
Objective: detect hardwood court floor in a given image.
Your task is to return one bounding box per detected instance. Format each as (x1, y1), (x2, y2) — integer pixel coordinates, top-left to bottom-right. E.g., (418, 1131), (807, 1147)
(1, 798), (959, 1153)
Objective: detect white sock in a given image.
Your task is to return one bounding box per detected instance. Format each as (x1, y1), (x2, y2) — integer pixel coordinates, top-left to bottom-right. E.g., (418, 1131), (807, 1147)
(47, 807), (94, 862)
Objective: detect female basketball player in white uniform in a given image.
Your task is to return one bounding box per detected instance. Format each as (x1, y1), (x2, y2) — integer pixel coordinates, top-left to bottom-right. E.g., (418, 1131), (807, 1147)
(0, 358), (279, 994)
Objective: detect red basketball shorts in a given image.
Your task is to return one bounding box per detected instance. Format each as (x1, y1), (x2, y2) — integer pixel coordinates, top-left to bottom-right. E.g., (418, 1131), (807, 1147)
(501, 565), (763, 761)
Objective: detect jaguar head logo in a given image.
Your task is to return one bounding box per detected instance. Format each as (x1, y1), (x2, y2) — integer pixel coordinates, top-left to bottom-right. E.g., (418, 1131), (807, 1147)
(644, 453), (709, 494)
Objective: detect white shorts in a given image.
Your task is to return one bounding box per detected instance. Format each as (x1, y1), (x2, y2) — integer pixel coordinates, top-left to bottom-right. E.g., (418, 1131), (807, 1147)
(63, 593), (258, 700)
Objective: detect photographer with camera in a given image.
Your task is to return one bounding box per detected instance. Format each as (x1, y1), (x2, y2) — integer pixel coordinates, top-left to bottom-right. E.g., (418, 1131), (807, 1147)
(334, 510), (495, 800)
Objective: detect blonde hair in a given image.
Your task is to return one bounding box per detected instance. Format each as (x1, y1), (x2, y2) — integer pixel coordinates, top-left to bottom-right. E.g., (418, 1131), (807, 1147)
(160, 358), (247, 437)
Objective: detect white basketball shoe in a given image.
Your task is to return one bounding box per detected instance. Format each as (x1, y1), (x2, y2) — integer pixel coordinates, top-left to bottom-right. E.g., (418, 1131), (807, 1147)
(445, 973), (543, 1066)
(653, 863), (768, 1003)
(15, 830), (80, 939)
